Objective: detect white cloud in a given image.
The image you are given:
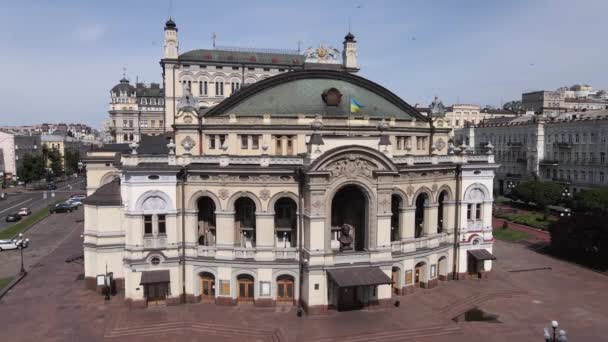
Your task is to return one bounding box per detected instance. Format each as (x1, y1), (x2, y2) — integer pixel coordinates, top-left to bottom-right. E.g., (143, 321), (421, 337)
(72, 24), (105, 43)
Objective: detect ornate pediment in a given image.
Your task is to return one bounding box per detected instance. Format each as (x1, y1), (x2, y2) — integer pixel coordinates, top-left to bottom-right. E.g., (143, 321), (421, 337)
(325, 154), (377, 180)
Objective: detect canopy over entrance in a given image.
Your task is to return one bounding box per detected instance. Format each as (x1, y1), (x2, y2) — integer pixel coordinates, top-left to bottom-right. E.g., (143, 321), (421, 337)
(327, 267), (392, 287)
(468, 249), (496, 261)
(140, 270), (170, 284)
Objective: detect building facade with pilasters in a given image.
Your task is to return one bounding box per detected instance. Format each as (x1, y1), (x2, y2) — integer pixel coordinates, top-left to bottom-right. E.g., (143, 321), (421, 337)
(84, 70), (497, 312)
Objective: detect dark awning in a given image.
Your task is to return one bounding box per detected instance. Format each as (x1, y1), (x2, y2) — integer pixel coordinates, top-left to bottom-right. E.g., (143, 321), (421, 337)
(140, 270), (170, 285)
(327, 267), (392, 287)
(468, 249), (497, 261)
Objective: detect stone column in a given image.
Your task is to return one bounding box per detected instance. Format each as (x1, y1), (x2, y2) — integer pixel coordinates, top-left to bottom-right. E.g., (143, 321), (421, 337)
(443, 200), (456, 234)
(400, 206), (416, 239)
(215, 210), (235, 259)
(423, 204), (438, 236)
(255, 212), (275, 260)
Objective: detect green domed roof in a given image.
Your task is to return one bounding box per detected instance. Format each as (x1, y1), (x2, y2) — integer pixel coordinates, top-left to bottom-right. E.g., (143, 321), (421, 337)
(205, 70), (426, 121)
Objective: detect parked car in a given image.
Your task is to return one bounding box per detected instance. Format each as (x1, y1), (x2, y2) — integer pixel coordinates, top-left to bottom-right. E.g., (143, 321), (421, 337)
(65, 200), (82, 210)
(70, 194), (86, 201)
(0, 193), (6, 200)
(47, 183), (57, 190)
(49, 203), (72, 214)
(0, 240), (28, 251)
(5, 213), (22, 222)
(17, 207), (32, 216)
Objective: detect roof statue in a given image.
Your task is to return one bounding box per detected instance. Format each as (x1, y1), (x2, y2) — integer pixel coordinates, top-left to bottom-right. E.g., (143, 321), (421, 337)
(429, 96), (446, 117)
(304, 44), (341, 64)
(177, 82), (197, 110)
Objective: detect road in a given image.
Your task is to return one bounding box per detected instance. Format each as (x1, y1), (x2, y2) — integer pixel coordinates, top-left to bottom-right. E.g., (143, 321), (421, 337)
(0, 177), (85, 232)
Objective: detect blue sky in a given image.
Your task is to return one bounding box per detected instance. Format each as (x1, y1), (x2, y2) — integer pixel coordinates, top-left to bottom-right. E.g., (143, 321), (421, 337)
(1, 0), (607, 127)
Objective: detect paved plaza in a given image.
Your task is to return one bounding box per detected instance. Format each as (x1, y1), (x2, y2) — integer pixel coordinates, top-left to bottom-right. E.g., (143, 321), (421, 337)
(1, 213), (607, 341)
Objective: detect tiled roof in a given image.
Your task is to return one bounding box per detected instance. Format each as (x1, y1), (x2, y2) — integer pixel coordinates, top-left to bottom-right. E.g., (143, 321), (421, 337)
(178, 49), (305, 66)
(84, 178), (121, 206)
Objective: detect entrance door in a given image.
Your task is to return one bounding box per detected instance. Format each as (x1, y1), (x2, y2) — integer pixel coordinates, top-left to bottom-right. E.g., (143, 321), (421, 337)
(145, 283), (168, 305)
(392, 268), (399, 294)
(415, 266), (422, 285)
(200, 275), (215, 300)
(238, 276), (254, 302)
(338, 286), (359, 311)
(277, 276), (294, 303)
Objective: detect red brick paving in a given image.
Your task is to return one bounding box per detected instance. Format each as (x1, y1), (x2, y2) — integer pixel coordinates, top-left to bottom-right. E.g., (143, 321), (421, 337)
(1, 214), (607, 341)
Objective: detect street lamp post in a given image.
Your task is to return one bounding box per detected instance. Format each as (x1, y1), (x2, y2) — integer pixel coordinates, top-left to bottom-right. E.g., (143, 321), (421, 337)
(13, 233), (30, 274)
(544, 320), (568, 341)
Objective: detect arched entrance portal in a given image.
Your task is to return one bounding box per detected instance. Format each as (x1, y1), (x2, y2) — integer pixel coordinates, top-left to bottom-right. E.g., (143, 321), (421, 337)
(414, 262), (427, 287)
(331, 185), (368, 251)
(276, 275), (295, 303)
(235, 197), (256, 247)
(237, 274), (254, 302)
(199, 272), (215, 301)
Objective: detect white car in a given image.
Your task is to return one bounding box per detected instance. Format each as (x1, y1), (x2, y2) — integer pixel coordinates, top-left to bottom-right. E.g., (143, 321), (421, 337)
(0, 239), (19, 251)
(18, 207), (32, 216)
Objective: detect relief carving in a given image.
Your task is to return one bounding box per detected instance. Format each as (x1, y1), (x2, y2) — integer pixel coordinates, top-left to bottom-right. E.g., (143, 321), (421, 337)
(259, 189), (271, 201)
(326, 155), (376, 180)
(218, 189), (229, 200)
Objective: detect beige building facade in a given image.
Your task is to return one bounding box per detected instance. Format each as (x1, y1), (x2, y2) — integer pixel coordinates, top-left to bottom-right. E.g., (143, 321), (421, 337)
(84, 68), (497, 312)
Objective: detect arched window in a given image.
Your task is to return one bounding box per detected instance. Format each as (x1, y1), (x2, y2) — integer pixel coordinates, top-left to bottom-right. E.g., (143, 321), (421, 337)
(414, 193), (429, 238)
(140, 195), (169, 238)
(331, 185), (368, 252)
(197, 197), (216, 246)
(274, 197), (297, 248)
(235, 197), (256, 247)
(437, 191), (449, 233)
(391, 194), (402, 242)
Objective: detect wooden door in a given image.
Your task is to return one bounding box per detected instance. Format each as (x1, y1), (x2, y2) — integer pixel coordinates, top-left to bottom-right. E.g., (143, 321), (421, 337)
(338, 286), (358, 311)
(277, 278), (294, 303)
(392, 269), (399, 294)
(238, 278), (254, 302)
(145, 283), (167, 304)
(415, 266), (422, 285)
(201, 276), (215, 300)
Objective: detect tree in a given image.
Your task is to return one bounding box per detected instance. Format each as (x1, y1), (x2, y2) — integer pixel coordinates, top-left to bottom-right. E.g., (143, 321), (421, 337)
(43, 146), (63, 177)
(17, 153), (46, 184)
(503, 100), (522, 112)
(571, 188), (608, 215)
(511, 180), (563, 209)
(64, 148), (81, 175)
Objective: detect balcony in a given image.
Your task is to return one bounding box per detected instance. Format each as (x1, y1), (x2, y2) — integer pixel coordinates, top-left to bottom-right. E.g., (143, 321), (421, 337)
(539, 160), (559, 166)
(554, 142), (572, 149)
(507, 142), (523, 148)
(275, 247), (298, 260)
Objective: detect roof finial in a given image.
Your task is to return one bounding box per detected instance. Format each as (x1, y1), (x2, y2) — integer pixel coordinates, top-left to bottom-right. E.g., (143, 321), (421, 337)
(122, 65), (127, 80)
(212, 32), (217, 48)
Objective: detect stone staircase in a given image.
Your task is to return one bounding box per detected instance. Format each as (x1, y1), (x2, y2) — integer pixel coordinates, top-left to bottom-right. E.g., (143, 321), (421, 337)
(438, 289), (528, 319)
(306, 324), (462, 342)
(104, 321), (284, 341)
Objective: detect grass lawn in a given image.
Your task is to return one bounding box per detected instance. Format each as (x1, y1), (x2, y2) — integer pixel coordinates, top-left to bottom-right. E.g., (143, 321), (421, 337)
(0, 207), (49, 240)
(493, 228), (531, 242)
(0, 276), (14, 290)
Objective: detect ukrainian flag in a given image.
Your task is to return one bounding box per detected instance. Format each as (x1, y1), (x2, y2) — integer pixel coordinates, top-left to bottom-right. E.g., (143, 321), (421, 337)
(350, 98), (363, 113)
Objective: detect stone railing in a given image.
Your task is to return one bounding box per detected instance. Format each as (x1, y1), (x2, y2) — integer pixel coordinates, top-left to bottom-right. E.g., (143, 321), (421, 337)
(143, 235), (167, 249)
(234, 247), (256, 259)
(197, 245), (217, 258)
(333, 251), (371, 264)
(274, 247), (298, 260)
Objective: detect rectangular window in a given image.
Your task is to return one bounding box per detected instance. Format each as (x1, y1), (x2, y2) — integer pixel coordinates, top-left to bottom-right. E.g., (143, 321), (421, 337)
(251, 135), (259, 149)
(232, 66), (239, 70)
(219, 134), (226, 148)
(199, 81), (202, 95)
(203, 81), (208, 95)
(144, 215), (153, 235)
(287, 137), (294, 155)
(240, 135), (248, 149)
(123, 120), (128, 127)
(159, 120), (164, 127)
(215, 66), (223, 69)
(151, 120), (155, 128)
(208, 135), (216, 149)
(263, 68), (270, 71)
(601, 152), (606, 164)
(467, 204), (472, 220)
(276, 136), (283, 155)
(215, 82), (224, 96)
(248, 67), (255, 71)
(476, 204), (482, 220)
(278, 68), (285, 72)
(158, 215), (166, 235)
(129, 120), (134, 128)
